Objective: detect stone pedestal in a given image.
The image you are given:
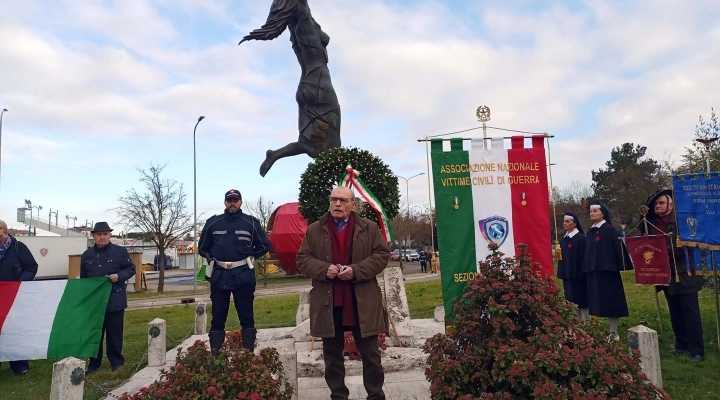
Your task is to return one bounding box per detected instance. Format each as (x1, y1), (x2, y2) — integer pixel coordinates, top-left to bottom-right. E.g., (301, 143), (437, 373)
(277, 347), (299, 400)
(383, 267), (414, 346)
(50, 357), (85, 400)
(194, 302), (207, 335)
(148, 318), (167, 367)
(433, 306), (445, 322)
(296, 288), (311, 325)
(628, 325), (662, 389)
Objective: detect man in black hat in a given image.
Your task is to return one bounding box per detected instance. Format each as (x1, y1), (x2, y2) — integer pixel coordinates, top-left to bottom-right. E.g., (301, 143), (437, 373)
(198, 189), (270, 354)
(641, 189), (705, 362)
(81, 222), (136, 374)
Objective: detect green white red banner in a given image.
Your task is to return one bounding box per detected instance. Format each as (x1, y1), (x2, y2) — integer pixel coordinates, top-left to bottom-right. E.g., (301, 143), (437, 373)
(431, 135), (552, 323)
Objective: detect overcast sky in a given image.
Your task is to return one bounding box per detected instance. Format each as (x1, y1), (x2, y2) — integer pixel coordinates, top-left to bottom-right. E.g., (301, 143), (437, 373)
(1, 0), (718, 232)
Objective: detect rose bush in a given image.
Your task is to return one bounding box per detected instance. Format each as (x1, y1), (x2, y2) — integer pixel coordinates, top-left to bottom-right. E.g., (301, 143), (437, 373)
(423, 244), (670, 400)
(118, 329), (294, 400)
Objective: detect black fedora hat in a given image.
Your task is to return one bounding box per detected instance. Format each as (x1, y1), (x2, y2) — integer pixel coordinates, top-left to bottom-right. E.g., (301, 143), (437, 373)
(91, 222), (113, 233)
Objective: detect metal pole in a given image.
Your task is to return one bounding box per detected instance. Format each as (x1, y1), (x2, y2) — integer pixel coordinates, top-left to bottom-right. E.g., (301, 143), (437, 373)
(424, 139), (438, 275)
(48, 209), (52, 231)
(193, 116), (205, 293)
(704, 144), (720, 353)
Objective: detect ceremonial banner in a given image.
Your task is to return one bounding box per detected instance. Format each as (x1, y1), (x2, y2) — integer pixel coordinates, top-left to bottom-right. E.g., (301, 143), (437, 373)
(673, 172), (720, 252)
(0, 278), (111, 362)
(431, 135), (551, 322)
(624, 235), (671, 285)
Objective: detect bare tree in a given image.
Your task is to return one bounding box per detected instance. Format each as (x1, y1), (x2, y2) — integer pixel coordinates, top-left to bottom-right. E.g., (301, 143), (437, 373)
(559, 180), (593, 205)
(115, 163), (193, 293)
(244, 195), (275, 231)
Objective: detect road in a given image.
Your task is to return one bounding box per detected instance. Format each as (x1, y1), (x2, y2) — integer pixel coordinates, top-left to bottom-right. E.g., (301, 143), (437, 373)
(128, 261), (439, 310)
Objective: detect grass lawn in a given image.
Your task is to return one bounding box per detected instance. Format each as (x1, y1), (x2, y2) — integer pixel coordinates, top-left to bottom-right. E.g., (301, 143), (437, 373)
(1, 276), (719, 399)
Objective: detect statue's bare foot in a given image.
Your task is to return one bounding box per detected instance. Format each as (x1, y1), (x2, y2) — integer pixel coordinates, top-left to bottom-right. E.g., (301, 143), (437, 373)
(259, 150), (275, 177)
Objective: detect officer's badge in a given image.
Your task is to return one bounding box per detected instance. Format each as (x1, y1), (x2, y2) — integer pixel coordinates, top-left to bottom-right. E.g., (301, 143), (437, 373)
(479, 216), (509, 246)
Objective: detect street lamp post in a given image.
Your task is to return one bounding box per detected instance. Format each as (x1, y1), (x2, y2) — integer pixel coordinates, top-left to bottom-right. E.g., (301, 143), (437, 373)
(49, 209), (58, 231)
(24, 199), (32, 234)
(0, 108), (7, 183)
(696, 137), (720, 352)
(32, 205), (42, 236)
(395, 173), (425, 270)
(193, 115), (206, 293)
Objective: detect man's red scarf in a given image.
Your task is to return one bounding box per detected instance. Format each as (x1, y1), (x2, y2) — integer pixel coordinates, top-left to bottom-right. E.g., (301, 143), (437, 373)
(328, 213), (356, 327)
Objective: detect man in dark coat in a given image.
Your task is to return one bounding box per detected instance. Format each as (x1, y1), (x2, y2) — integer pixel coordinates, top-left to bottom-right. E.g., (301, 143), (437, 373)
(81, 222), (136, 374)
(584, 201), (630, 341)
(557, 212), (589, 322)
(297, 186), (390, 400)
(641, 189), (705, 362)
(0, 219), (38, 375)
(198, 189), (270, 354)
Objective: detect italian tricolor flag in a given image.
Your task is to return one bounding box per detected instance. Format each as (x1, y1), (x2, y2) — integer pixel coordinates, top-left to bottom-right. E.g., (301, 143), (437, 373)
(431, 135), (552, 322)
(0, 278), (111, 362)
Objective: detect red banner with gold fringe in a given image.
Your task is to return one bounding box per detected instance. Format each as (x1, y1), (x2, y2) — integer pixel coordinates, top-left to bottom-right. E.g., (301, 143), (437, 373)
(624, 235), (671, 285)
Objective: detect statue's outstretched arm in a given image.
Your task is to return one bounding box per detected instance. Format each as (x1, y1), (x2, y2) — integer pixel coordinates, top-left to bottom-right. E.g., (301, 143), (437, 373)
(239, 0), (298, 44)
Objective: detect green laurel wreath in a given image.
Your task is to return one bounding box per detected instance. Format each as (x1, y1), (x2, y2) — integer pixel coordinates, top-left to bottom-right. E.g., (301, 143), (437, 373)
(298, 147), (400, 225)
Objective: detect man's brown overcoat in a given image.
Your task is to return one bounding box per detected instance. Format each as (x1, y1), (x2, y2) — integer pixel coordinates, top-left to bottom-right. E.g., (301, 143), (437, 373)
(297, 211), (390, 338)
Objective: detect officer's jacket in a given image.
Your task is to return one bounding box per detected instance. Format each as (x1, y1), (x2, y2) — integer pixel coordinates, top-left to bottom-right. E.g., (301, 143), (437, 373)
(80, 243), (136, 312)
(198, 210), (270, 288)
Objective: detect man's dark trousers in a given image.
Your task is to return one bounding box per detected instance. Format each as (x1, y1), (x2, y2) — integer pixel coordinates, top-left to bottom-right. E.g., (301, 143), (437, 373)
(89, 310), (125, 369)
(323, 307), (384, 400)
(663, 288), (704, 357)
(210, 282), (256, 330)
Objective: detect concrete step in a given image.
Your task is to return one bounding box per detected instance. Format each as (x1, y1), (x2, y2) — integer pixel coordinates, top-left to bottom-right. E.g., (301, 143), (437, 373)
(298, 370), (431, 399)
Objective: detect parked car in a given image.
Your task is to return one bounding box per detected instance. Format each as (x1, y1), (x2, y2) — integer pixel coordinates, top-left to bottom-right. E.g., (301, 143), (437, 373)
(403, 250), (420, 262)
(153, 254), (177, 270)
(390, 249), (401, 262)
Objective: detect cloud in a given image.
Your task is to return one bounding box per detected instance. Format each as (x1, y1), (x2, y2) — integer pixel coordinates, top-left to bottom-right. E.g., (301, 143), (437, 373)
(1, 0), (719, 226)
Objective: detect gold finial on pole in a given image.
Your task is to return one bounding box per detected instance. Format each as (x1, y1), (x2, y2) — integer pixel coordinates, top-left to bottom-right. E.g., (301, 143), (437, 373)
(476, 105), (491, 138)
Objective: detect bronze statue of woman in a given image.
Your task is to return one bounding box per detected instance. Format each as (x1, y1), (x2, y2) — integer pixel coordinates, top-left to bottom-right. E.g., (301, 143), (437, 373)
(240, 0), (341, 177)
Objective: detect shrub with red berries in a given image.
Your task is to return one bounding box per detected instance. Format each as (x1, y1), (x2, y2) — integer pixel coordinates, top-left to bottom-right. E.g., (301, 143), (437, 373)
(118, 329), (294, 400)
(423, 244), (670, 400)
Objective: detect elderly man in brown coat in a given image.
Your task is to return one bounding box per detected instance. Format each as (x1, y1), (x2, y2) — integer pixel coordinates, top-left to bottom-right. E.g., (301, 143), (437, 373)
(297, 186), (390, 400)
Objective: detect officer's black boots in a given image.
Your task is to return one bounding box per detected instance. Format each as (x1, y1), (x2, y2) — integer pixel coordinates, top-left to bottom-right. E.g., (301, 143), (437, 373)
(242, 328), (257, 353)
(208, 330), (226, 356)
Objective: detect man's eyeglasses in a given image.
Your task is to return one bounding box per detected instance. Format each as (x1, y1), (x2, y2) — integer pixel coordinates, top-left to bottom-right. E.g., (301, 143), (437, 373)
(329, 197), (350, 204)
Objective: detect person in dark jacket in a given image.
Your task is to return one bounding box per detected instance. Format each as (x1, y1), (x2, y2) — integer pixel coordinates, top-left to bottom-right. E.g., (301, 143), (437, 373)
(81, 222), (136, 374)
(198, 189), (270, 354)
(0, 219), (38, 375)
(641, 189), (705, 362)
(419, 251), (428, 273)
(584, 201), (630, 341)
(557, 212), (589, 322)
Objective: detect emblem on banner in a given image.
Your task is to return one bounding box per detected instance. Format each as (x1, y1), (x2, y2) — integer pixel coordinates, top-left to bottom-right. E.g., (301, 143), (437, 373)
(686, 215), (697, 237)
(642, 250), (654, 264)
(479, 216), (509, 246)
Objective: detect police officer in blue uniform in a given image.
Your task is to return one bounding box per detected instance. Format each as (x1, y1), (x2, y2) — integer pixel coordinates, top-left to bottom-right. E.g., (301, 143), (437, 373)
(198, 189), (270, 354)
(81, 222), (136, 374)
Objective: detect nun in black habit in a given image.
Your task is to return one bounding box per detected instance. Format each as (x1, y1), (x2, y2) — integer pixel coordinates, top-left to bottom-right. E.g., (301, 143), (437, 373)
(557, 212), (589, 322)
(584, 201), (630, 340)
